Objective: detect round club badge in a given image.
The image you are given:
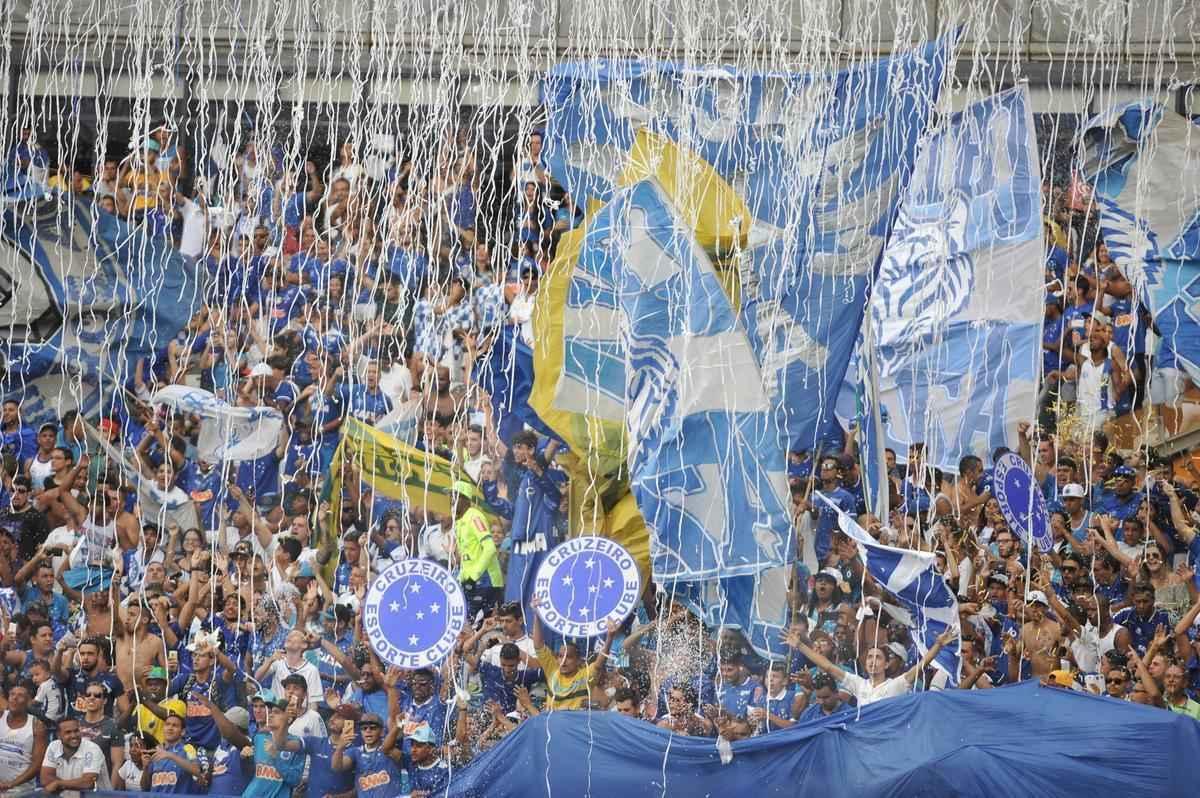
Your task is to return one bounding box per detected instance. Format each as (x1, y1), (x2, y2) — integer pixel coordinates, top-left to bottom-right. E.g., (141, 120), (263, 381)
(533, 536), (641, 638)
(363, 559), (466, 668)
(993, 452), (1052, 552)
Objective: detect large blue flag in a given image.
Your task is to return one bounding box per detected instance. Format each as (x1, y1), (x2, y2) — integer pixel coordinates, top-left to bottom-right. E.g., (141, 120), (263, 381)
(1080, 101), (1200, 388)
(816, 492), (961, 684)
(862, 86), (1043, 473)
(565, 179), (795, 581)
(0, 193), (205, 398)
(544, 41), (953, 455)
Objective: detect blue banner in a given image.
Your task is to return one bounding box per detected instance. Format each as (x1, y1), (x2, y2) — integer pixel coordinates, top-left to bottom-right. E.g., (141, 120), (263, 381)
(0, 193), (205, 396)
(863, 86), (1043, 472)
(544, 41), (952, 455)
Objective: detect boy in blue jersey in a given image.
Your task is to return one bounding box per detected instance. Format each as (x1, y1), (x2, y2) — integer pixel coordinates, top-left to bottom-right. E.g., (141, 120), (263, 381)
(331, 711), (407, 798)
(139, 712), (203, 793)
(405, 724), (450, 797)
(749, 663), (803, 733)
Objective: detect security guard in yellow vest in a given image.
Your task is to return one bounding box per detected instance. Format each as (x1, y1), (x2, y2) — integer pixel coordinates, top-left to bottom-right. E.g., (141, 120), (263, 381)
(453, 480), (503, 615)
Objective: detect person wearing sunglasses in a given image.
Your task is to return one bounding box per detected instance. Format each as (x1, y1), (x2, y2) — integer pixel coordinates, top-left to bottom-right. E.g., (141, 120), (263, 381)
(331, 711), (406, 798)
(0, 475), (50, 562)
(1104, 667), (1131, 699)
(77, 682), (123, 790)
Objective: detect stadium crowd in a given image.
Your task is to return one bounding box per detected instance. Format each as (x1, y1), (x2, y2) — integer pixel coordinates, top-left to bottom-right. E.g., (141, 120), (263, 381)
(0, 117), (1198, 798)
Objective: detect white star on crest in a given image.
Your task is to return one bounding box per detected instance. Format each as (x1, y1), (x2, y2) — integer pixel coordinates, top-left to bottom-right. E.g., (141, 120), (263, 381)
(584, 558), (595, 569)
(416, 611), (424, 620)
(389, 601), (400, 613)
(588, 585), (598, 594)
(579, 608), (590, 617)
(602, 577), (615, 589)
(561, 575), (574, 587)
(429, 603), (441, 614)
(408, 634), (419, 645)
(409, 582), (422, 594)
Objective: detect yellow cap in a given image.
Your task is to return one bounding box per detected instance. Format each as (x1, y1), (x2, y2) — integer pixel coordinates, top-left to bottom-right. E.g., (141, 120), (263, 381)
(1046, 670), (1074, 688)
(161, 698), (187, 719)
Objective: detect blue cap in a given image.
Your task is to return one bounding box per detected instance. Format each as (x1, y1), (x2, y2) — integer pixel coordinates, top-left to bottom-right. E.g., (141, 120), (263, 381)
(1111, 465), (1136, 478)
(297, 563), (315, 579)
(408, 724), (436, 744)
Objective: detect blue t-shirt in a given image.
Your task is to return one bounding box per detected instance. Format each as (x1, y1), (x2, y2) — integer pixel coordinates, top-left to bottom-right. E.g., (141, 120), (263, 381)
(1113, 606), (1172, 655)
(236, 449), (282, 501)
(347, 385), (393, 425)
(1092, 490), (1143, 522)
(757, 685), (800, 728)
(207, 742), (250, 797)
(169, 670), (238, 750)
(479, 661), (541, 713)
(20, 586), (70, 639)
(66, 669), (123, 718)
(301, 735), (356, 798)
(146, 740), (201, 793)
(797, 701), (847, 724)
(1043, 315), (1065, 374)
(306, 631), (355, 692)
(344, 744), (407, 798)
(267, 284), (307, 334)
(406, 756), (450, 794)
(715, 676), (765, 719)
(398, 694), (448, 744)
(243, 733), (306, 798)
(816, 486), (857, 561)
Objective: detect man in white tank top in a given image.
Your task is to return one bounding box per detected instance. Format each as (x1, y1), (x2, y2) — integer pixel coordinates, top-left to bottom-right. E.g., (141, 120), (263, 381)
(0, 683), (48, 795)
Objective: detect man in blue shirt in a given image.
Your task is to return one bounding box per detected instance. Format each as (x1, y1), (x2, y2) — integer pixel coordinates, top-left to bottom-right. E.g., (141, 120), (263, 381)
(346, 361), (393, 425)
(503, 431), (566, 611)
(709, 653), (764, 720)
(796, 673), (846, 723)
(139, 712), (203, 794)
(331, 711), (406, 798)
(811, 456), (857, 563)
(473, 642), (540, 713)
(1113, 585), (1171, 655)
(397, 669), (447, 747)
(1093, 465), (1143, 521)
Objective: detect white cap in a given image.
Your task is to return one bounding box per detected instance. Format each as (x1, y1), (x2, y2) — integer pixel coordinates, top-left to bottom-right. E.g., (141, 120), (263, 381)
(1025, 590), (1050, 607)
(249, 362), (273, 378)
(1061, 483), (1086, 499)
(887, 642), (908, 660)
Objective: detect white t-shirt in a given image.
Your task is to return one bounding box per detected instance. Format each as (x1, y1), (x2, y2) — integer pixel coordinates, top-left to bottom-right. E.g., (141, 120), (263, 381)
(1076, 345), (1115, 424)
(839, 672), (912, 706)
(268, 658), (324, 706)
(179, 198), (208, 259)
(44, 738), (112, 790)
(482, 634), (537, 667)
(288, 707), (327, 739)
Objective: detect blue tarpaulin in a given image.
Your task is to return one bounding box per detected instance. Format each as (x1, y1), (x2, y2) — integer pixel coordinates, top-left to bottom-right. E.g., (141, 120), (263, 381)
(446, 682), (1200, 797)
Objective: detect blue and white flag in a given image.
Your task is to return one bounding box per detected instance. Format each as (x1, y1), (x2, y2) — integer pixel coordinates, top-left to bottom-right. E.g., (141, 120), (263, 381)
(863, 86), (1043, 472)
(816, 492), (961, 685)
(564, 179), (795, 581)
(1079, 101), (1200, 385)
(151, 385), (284, 463)
(543, 40), (953, 455)
(0, 195), (205, 391)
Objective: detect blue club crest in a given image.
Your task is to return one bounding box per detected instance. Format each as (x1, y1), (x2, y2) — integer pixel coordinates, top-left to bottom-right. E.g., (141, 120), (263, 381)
(363, 559), (467, 668)
(992, 453), (1052, 552)
(534, 537), (641, 638)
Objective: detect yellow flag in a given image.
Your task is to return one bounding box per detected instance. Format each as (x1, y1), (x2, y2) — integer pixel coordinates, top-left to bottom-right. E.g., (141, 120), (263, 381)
(617, 127), (752, 258)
